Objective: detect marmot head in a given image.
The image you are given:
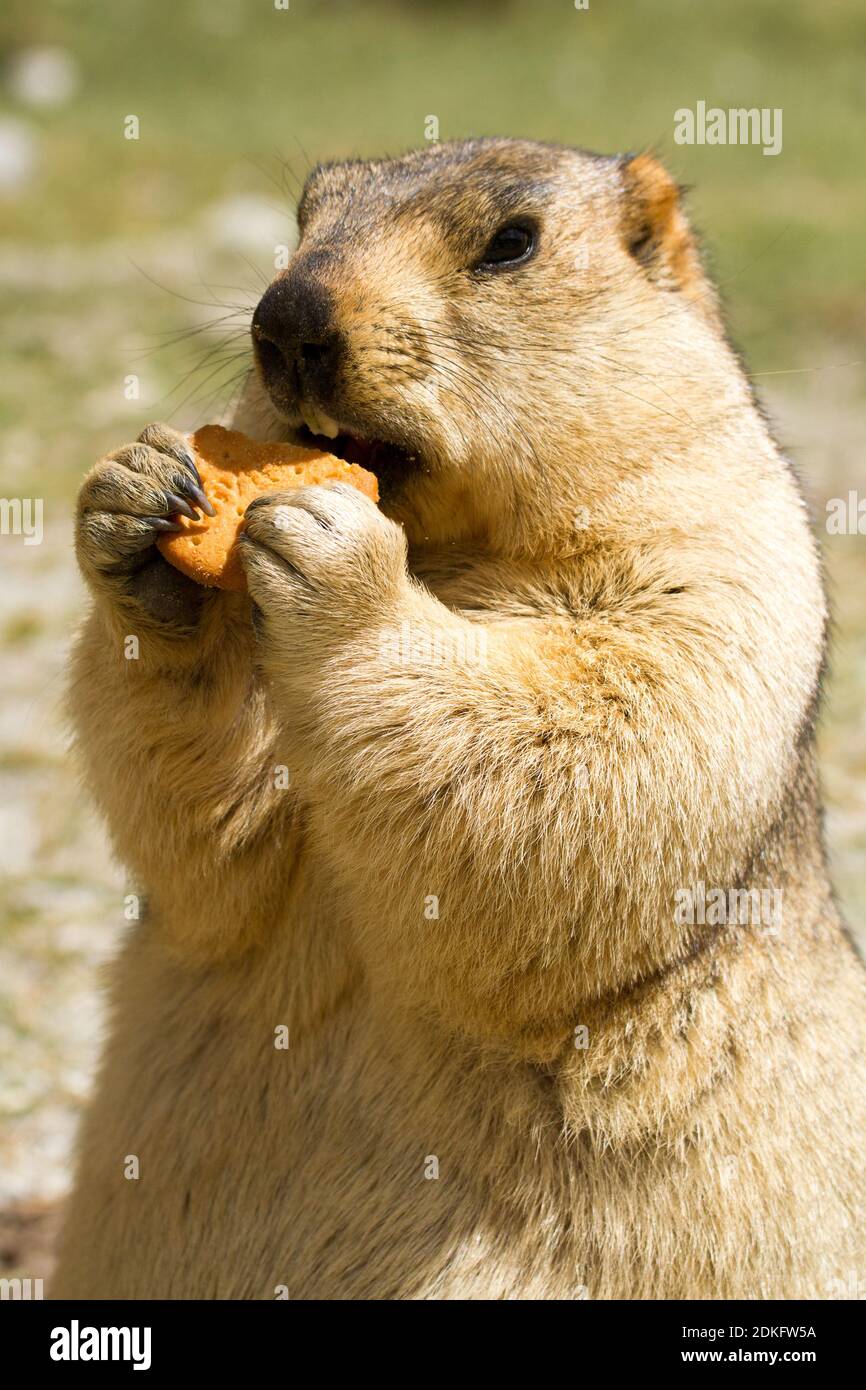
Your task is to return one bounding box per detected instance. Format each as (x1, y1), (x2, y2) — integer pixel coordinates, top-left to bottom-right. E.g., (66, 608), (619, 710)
(251, 138), (739, 555)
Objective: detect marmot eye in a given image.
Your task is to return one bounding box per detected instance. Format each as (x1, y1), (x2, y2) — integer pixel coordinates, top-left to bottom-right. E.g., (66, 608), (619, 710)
(477, 224), (535, 270)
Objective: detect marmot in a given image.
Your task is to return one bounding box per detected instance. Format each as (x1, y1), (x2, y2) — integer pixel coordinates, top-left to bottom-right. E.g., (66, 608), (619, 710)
(54, 139), (865, 1300)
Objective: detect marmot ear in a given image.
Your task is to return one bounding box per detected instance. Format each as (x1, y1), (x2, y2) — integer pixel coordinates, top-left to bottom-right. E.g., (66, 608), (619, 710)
(619, 153), (717, 322)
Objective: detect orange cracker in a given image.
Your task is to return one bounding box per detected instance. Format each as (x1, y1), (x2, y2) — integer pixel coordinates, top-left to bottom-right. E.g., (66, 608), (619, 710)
(157, 424), (379, 592)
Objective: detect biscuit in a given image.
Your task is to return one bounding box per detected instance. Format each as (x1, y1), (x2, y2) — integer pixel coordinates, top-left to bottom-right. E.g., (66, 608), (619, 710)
(157, 425), (379, 591)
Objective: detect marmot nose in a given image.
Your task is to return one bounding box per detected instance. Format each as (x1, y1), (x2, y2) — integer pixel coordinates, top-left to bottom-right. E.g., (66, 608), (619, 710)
(252, 272), (341, 400)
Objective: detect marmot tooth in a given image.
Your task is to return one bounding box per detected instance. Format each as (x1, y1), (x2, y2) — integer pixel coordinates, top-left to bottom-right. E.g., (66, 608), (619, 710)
(299, 402), (320, 435)
(315, 411), (341, 439)
(300, 401), (340, 438)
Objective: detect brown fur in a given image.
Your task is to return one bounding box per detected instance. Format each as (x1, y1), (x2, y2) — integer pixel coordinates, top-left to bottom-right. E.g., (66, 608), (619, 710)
(53, 140), (865, 1299)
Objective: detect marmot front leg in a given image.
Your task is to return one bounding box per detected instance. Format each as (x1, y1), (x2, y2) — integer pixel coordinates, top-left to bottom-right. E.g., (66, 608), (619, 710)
(72, 424), (298, 963)
(240, 480), (410, 666)
(76, 422), (217, 629)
